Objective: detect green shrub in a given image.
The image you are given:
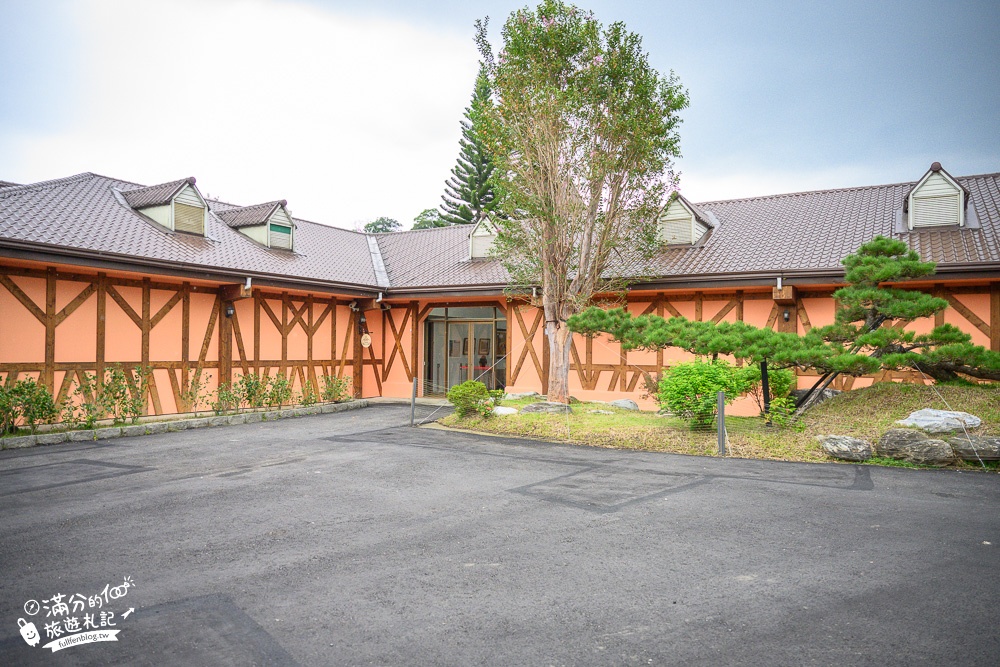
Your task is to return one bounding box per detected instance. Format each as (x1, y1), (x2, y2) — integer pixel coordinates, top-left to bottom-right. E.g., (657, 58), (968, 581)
(321, 375), (352, 402)
(447, 380), (494, 418)
(101, 366), (149, 425)
(488, 389), (504, 407)
(234, 373), (267, 411)
(657, 360), (748, 427)
(739, 364), (797, 415)
(62, 372), (104, 429)
(767, 396), (799, 429)
(1, 378), (59, 434)
(266, 375), (293, 409)
(298, 381), (319, 407)
(181, 372), (211, 416)
(212, 385), (238, 415)
(0, 377), (17, 434)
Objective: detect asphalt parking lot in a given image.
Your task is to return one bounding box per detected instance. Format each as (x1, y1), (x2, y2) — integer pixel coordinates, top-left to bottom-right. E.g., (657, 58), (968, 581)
(1, 403), (998, 666)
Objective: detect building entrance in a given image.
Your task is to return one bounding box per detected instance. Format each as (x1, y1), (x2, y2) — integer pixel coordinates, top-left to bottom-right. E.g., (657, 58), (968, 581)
(424, 307), (506, 395)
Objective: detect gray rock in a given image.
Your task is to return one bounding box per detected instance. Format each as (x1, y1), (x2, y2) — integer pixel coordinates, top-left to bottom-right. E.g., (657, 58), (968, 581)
(166, 420), (190, 432)
(94, 427), (121, 440)
(35, 432), (68, 445)
(280, 409), (296, 419)
(69, 430), (97, 442)
(187, 418), (211, 429)
(145, 422), (169, 435)
(3, 435), (37, 449)
(299, 406), (321, 416)
(876, 429), (957, 466)
(946, 435), (1000, 462)
(504, 391), (539, 400)
(122, 425), (146, 437)
(895, 409), (982, 433)
(790, 388), (842, 406)
(244, 412), (264, 423)
(319, 403), (341, 414)
(588, 410), (614, 415)
(817, 435), (872, 461)
(520, 401), (573, 415)
(263, 411), (281, 421)
(493, 406), (518, 416)
(228, 413), (247, 425)
(209, 416), (231, 427)
(609, 399), (640, 411)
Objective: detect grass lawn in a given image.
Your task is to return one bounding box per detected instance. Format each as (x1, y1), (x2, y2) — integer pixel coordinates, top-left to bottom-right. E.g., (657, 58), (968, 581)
(438, 382), (1000, 468)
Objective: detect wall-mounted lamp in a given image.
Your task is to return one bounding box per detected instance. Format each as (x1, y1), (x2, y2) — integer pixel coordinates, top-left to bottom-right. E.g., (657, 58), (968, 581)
(225, 303), (235, 318)
(358, 313), (369, 335)
(782, 309), (790, 322)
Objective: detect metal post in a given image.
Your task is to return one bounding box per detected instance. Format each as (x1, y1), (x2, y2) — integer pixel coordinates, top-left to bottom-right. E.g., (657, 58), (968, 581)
(761, 359), (771, 420)
(717, 391), (726, 456)
(410, 377), (418, 426)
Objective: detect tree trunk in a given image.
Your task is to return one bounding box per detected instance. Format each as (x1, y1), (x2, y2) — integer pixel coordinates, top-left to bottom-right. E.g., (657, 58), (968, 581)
(545, 319), (573, 403)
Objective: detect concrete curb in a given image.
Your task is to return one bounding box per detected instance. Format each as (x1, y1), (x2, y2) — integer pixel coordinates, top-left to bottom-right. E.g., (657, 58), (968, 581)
(0, 400), (369, 450)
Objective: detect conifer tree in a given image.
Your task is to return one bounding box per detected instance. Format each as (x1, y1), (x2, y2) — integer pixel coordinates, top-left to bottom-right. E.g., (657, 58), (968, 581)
(440, 66), (498, 225)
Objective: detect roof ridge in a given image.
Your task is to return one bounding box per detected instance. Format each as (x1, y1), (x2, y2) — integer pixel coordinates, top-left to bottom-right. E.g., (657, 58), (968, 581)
(694, 170), (1000, 207)
(376, 223), (472, 235)
(202, 197), (365, 236)
(217, 199), (287, 212)
(120, 176), (194, 193)
(0, 172), (97, 198)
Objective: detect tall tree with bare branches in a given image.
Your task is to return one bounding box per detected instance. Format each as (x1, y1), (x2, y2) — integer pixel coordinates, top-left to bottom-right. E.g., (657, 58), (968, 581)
(475, 1), (688, 403)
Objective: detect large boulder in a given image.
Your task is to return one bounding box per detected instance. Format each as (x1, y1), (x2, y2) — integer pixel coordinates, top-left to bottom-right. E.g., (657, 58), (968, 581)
(790, 388), (841, 406)
(876, 429), (957, 466)
(521, 401), (573, 415)
(504, 391), (540, 400)
(609, 399), (640, 411)
(817, 435), (872, 462)
(895, 409), (982, 434)
(946, 435), (1000, 462)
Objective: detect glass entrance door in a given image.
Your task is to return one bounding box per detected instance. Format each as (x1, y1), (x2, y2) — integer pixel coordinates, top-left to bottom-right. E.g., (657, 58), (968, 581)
(445, 322), (498, 391)
(447, 322), (470, 392)
(424, 307), (506, 395)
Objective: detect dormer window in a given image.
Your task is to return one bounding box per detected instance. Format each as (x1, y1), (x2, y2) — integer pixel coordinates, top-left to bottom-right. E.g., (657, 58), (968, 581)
(904, 162), (969, 229)
(657, 194), (712, 245)
(122, 176), (206, 235)
(218, 200), (296, 251)
(269, 222), (292, 250)
(469, 216), (498, 259)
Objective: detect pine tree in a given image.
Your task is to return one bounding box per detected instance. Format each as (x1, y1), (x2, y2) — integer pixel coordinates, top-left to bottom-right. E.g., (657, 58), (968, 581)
(440, 66), (498, 225)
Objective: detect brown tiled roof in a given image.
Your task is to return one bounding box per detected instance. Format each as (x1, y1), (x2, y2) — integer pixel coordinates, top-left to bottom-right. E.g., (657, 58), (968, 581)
(217, 201), (289, 229)
(0, 173), (379, 288)
(644, 173), (1000, 281)
(374, 224), (509, 289)
(121, 177), (196, 209)
(0, 169), (997, 295)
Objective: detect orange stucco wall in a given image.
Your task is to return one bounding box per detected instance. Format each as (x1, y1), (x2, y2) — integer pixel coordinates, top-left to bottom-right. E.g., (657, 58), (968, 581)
(0, 261), (363, 417)
(1, 258), (997, 418)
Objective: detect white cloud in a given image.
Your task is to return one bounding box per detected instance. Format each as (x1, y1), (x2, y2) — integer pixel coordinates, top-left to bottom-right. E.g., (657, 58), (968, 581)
(6, 0), (479, 228)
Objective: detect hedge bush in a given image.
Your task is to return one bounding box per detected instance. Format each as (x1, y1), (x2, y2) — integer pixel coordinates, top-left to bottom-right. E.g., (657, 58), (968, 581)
(657, 360), (748, 427)
(447, 380), (494, 418)
(739, 364), (797, 415)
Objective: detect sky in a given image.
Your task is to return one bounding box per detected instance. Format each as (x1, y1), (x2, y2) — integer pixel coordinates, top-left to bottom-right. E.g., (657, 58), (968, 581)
(1, 0), (998, 230)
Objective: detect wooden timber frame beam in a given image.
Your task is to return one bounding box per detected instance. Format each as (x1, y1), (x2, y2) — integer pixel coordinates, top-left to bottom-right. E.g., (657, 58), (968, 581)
(217, 283), (252, 388)
(349, 298), (383, 398)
